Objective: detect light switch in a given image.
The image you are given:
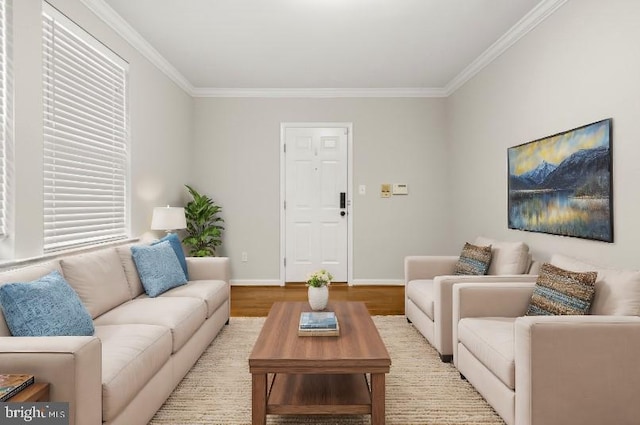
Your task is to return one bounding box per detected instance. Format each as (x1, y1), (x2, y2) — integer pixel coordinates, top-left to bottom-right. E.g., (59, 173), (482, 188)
(392, 184), (408, 195)
(359, 185), (366, 195)
(381, 184), (391, 198)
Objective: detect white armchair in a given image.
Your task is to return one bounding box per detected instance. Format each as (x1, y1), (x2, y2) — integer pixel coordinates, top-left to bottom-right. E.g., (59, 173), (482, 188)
(451, 255), (640, 425)
(405, 237), (536, 362)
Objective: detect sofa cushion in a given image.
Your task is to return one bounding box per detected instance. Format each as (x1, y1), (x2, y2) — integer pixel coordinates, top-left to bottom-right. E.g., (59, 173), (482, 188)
(151, 233), (189, 280)
(551, 254), (640, 316)
(61, 248), (132, 318)
(131, 241), (187, 297)
(454, 242), (492, 275)
(95, 324), (172, 421)
(94, 297), (206, 353)
(405, 279), (434, 320)
(0, 270), (94, 336)
(0, 261), (62, 337)
(116, 243), (145, 298)
(458, 317), (516, 389)
(526, 263), (597, 316)
(475, 237), (530, 275)
(138, 280), (228, 318)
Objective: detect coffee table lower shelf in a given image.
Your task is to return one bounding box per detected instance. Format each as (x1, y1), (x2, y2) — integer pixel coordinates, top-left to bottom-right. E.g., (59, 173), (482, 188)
(267, 373), (372, 415)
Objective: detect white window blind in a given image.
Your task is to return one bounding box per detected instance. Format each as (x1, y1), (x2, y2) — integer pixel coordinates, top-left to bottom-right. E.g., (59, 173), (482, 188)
(0, 0), (8, 237)
(43, 3), (129, 252)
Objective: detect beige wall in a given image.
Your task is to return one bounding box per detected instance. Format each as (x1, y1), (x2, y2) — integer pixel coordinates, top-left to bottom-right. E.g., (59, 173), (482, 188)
(1, 0), (193, 261)
(191, 98), (449, 282)
(446, 0), (640, 268)
(8, 0), (638, 279)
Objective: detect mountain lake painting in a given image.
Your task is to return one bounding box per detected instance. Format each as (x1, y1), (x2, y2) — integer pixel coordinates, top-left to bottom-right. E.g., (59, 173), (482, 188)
(508, 119), (613, 242)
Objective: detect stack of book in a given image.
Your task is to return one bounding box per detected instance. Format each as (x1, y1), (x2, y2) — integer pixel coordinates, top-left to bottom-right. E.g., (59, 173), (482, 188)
(298, 311), (340, 337)
(0, 374), (35, 402)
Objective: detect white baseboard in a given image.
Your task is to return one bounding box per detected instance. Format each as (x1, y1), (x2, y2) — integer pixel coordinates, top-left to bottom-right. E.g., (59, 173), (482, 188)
(230, 279), (403, 286)
(349, 279), (404, 286)
(230, 279), (283, 286)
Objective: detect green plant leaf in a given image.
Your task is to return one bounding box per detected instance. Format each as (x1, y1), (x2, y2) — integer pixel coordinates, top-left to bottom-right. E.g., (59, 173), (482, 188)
(182, 184), (224, 257)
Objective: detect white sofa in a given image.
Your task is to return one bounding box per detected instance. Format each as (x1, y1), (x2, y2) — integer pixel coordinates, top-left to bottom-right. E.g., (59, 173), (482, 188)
(452, 254), (640, 425)
(405, 237), (538, 361)
(0, 243), (230, 425)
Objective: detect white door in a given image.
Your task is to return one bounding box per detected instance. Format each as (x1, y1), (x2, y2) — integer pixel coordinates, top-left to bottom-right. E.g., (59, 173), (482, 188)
(284, 127), (348, 282)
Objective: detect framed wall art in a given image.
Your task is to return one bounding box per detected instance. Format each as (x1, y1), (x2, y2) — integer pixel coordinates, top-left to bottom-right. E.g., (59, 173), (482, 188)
(508, 119), (613, 242)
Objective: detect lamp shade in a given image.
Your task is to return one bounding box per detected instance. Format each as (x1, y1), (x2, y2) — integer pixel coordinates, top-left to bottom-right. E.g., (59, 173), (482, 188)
(151, 206), (187, 231)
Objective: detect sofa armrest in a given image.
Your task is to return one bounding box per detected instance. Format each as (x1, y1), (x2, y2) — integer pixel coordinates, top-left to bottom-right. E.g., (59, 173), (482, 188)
(404, 256), (458, 282)
(186, 256), (230, 282)
(453, 281), (536, 320)
(433, 275), (538, 357)
(515, 315), (640, 425)
(0, 336), (102, 425)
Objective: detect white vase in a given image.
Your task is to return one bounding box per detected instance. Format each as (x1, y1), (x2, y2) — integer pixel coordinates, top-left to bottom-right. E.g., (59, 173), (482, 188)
(308, 285), (329, 311)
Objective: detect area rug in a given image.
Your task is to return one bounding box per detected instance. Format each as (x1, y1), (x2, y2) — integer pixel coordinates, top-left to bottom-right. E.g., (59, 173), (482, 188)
(149, 316), (505, 425)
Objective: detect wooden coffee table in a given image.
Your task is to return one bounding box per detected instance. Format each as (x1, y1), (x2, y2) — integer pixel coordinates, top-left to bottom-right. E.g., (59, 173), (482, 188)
(249, 301), (391, 425)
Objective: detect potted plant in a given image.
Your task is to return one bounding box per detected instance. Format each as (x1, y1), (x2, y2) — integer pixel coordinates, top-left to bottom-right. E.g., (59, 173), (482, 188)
(183, 185), (224, 257)
(306, 269), (333, 311)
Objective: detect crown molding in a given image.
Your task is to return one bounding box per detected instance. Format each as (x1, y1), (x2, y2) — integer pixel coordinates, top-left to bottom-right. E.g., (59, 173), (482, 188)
(444, 0), (568, 96)
(191, 87), (448, 98)
(82, 0), (565, 99)
(80, 0), (195, 95)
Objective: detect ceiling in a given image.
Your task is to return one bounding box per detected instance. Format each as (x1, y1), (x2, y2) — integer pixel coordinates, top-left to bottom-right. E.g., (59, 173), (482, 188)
(88, 0), (566, 96)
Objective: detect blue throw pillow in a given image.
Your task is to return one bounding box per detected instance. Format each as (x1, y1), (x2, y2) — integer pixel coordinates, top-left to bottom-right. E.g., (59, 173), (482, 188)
(151, 233), (189, 280)
(131, 241), (188, 297)
(0, 270), (94, 336)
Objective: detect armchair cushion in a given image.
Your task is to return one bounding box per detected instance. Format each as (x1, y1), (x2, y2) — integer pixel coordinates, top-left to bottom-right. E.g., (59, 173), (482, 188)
(458, 317), (516, 389)
(453, 242), (492, 275)
(405, 280), (434, 320)
(526, 263), (597, 316)
(551, 254), (640, 316)
(475, 236), (530, 275)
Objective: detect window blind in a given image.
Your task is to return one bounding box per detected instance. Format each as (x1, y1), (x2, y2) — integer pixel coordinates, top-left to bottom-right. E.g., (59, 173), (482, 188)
(0, 0), (8, 236)
(42, 3), (129, 252)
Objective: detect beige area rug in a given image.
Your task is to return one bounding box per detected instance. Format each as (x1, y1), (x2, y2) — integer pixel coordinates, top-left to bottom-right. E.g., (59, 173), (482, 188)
(149, 316), (505, 425)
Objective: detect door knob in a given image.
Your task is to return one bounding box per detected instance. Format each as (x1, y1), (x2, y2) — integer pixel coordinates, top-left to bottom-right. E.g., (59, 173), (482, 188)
(340, 211), (346, 217)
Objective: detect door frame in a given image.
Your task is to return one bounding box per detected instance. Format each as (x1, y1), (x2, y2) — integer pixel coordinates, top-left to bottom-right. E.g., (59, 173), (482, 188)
(280, 122), (354, 286)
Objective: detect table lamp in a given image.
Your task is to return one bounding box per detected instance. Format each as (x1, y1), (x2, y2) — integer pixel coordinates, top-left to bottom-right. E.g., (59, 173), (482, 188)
(151, 206), (187, 234)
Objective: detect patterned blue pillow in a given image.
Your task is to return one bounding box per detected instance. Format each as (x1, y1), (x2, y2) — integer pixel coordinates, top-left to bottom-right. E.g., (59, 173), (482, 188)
(152, 233), (189, 280)
(453, 242), (492, 275)
(0, 270), (94, 336)
(131, 241), (188, 297)
(526, 263), (597, 316)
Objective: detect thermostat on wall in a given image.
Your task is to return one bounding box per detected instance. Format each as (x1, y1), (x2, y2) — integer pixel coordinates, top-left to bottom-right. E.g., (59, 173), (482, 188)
(392, 184), (408, 195)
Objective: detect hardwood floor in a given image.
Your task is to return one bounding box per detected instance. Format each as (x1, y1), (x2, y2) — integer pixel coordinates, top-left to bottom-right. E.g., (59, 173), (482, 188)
(230, 284), (405, 317)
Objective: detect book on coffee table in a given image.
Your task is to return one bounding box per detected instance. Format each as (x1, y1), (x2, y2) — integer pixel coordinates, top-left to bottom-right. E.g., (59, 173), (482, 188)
(298, 312), (340, 336)
(0, 374), (35, 402)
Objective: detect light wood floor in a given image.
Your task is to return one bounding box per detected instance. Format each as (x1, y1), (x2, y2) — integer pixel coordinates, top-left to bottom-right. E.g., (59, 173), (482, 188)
(230, 284), (405, 317)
